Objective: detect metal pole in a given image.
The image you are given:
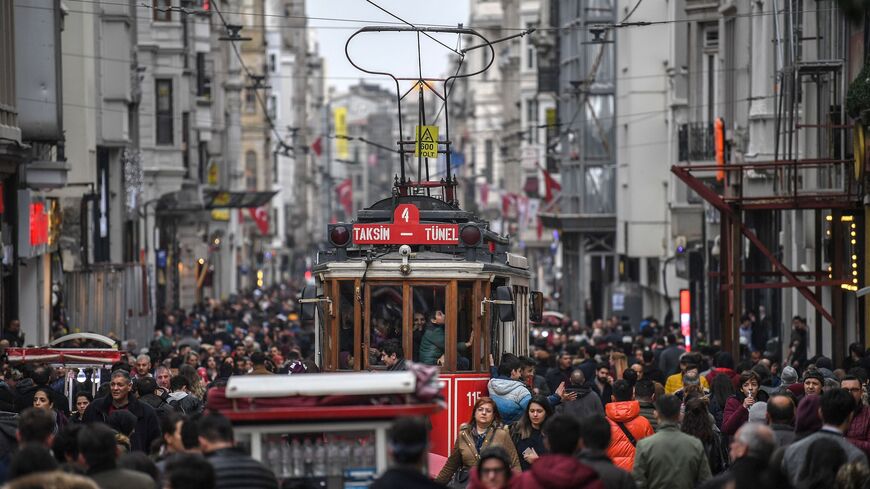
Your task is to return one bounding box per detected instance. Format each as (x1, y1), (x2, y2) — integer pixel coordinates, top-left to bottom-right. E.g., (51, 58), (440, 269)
(324, 102), (333, 224)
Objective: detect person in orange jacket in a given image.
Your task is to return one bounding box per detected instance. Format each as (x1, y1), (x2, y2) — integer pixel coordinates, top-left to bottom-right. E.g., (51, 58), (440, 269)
(605, 379), (655, 471)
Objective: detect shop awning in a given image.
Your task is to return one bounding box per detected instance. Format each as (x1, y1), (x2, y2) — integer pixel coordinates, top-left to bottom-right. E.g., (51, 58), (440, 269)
(204, 190), (277, 209)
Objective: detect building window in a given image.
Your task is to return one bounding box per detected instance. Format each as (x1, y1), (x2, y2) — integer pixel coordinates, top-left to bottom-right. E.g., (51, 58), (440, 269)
(245, 151), (257, 190)
(155, 79), (173, 145)
(269, 53), (277, 73)
(245, 89), (257, 113)
(196, 53), (212, 98)
(152, 0), (171, 21)
(181, 111), (189, 176)
(526, 98), (539, 144)
(703, 25), (719, 123)
(484, 139), (493, 182)
(526, 23), (536, 70)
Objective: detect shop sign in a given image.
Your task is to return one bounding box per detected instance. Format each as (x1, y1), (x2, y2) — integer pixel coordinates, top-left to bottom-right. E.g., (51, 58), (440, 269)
(18, 190), (52, 258)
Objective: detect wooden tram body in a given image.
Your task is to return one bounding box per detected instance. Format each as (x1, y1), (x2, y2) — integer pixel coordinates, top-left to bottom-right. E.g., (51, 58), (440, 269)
(305, 194), (539, 459)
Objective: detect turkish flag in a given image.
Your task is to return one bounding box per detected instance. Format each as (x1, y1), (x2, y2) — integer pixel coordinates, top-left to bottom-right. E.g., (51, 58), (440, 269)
(541, 166), (561, 202)
(311, 136), (323, 157)
(248, 207), (269, 235)
(335, 178), (353, 216)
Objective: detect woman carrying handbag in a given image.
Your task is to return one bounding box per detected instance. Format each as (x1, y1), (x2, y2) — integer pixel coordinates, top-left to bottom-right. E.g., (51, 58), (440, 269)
(435, 397), (521, 488)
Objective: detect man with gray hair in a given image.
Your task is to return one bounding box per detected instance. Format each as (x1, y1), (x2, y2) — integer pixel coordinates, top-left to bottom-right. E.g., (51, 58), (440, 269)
(700, 423), (777, 489)
(134, 354), (152, 379)
(82, 370), (161, 452)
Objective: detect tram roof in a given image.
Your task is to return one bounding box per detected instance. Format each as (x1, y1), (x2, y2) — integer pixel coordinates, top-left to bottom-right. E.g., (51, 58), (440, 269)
(313, 250), (530, 279)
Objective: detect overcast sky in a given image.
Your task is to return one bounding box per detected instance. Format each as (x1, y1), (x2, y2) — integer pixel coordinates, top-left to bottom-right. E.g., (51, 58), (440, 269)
(306, 0), (471, 94)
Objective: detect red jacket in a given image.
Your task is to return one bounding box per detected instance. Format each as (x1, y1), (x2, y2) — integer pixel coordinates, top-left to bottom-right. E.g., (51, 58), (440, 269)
(706, 368), (740, 390)
(509, 454), (603, 489)
(605, 400), (654, 471)
(847, 404), (870, 457)
(722, 396), (748, 436)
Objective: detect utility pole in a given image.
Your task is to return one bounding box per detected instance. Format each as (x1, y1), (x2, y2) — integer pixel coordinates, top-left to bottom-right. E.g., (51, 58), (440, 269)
(323, 102), (333, 228)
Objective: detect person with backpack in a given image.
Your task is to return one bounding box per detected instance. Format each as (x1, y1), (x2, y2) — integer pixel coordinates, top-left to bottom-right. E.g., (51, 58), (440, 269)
(604, 380), (654, 471)
(167, 376), (203, 416)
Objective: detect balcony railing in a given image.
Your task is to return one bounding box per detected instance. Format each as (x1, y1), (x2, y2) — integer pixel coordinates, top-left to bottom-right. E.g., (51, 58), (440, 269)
(678, 122), (715, 162)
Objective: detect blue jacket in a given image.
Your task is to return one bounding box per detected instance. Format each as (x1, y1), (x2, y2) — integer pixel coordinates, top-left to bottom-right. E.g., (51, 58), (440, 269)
(488, 376), (560, 425)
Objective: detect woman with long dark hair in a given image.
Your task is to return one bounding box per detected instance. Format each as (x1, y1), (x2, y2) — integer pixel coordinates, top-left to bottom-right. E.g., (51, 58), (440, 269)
(681, 397), (729, 475)
(708, 373), (735, 429)
(509, 396), (553, 471)
(436, 397), (520, 487)
(32, 387), (67, 434)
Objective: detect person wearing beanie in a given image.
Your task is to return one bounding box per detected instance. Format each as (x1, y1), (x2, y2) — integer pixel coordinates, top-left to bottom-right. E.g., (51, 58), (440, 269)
(748, 402), (768, 424)
(780, 366), (799, 387)
(803, 371), (824, 397)
(794, 395), (823, 440)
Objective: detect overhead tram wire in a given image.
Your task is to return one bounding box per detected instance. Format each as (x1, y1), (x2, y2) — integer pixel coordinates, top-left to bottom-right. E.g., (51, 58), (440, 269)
(49, 0), (840, 33)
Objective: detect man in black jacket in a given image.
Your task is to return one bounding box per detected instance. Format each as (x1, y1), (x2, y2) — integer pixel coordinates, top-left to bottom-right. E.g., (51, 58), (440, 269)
(198, 412), (277, 489)
(82, 370), (161, 453)
(371, 417), (443, 489)
(577, 414), (637, 489)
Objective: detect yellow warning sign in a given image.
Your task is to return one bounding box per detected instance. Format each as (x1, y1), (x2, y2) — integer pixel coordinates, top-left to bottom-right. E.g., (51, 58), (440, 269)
(415, 125), (439, 158)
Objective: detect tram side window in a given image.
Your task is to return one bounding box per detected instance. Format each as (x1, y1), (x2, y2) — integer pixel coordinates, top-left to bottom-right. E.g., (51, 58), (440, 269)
(457, 283), (475, 371)
(338, 282), (356, 370)
(368, 285), (403, 367)
(413, 286), (447, 366)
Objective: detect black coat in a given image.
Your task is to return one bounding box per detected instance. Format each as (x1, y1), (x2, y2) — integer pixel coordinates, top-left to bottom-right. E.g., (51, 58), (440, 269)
(82, 395), (161, 453)
(139, 393), (175, 420)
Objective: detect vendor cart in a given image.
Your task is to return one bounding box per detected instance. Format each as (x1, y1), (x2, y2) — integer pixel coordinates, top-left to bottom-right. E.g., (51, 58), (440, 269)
(207, 370), (442, 488)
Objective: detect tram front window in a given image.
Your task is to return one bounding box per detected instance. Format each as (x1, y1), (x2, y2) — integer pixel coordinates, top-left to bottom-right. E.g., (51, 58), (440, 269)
(368, 286), (402, 367)
(414, 286), (471, 369)
(457, 282), (475, 371)
(338, 282), (355, 370)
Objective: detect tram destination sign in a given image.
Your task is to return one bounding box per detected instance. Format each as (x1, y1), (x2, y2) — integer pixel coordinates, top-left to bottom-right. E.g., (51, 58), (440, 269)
(352, 204), (459, 245)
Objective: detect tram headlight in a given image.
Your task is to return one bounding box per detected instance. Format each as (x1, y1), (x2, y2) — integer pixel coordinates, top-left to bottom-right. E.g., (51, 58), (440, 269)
(460, 225), (482, 247)
(328, 225), (350, 247)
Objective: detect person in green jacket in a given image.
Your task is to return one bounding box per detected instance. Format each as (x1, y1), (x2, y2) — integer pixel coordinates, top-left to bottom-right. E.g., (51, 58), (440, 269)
(632, 394), (712, 489)
(418, 311), (472, 367)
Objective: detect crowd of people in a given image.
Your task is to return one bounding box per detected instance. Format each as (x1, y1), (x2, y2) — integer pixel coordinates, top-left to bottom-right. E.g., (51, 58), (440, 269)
(384, 314), (870, 489)
(0, 285), (867, 489)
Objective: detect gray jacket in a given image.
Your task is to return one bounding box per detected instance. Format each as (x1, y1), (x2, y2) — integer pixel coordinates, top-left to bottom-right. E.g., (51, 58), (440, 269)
(781, 427), (868, 487)
(770, 423), (796, 447)
(632, 422), (712, 489)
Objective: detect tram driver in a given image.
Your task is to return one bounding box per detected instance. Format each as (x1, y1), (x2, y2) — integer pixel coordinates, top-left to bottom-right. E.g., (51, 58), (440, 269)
(418, 310), (473, 369)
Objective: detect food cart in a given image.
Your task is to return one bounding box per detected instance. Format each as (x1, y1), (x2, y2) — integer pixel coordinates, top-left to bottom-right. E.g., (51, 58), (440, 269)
(6, 333), (122, 412)
(207, 370), (442, 488)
